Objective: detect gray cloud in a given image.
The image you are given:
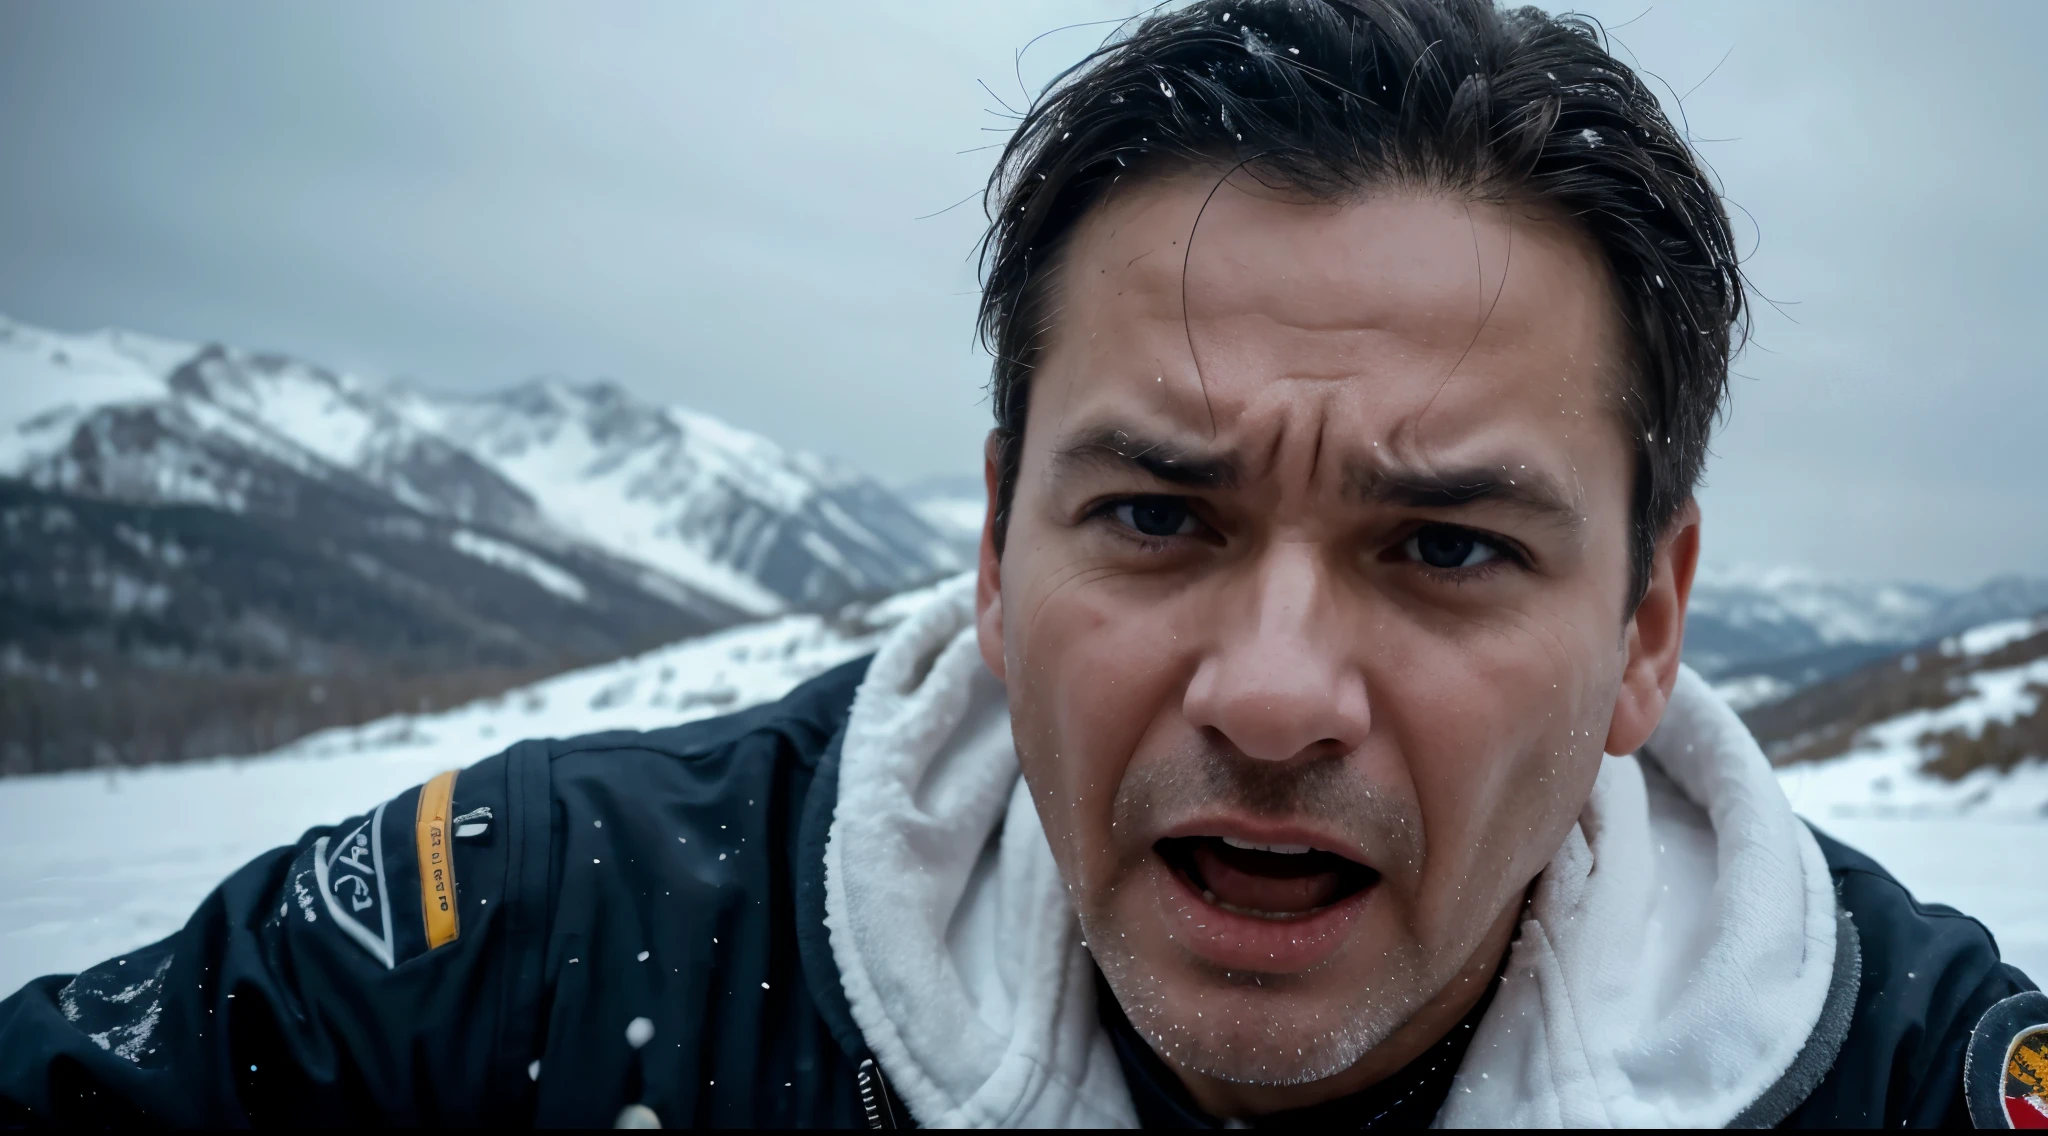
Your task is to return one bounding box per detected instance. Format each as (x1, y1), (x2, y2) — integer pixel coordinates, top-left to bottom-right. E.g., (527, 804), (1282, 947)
(0, 1), (2040, 584)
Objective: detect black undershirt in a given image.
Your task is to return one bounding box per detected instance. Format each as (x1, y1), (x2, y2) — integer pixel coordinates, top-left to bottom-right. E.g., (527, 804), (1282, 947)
(1098, 969), (1499, 1129)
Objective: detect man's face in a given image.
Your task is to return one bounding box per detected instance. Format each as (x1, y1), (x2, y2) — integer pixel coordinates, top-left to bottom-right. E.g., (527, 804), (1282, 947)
(977, 175), (1673, 1090)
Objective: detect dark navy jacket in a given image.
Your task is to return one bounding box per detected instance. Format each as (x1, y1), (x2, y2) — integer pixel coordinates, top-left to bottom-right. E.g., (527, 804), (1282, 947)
(0, 657), (2034, 1127)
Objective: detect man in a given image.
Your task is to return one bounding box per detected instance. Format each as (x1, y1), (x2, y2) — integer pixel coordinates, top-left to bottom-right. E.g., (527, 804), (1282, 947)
(2, 0), (2037, 1127)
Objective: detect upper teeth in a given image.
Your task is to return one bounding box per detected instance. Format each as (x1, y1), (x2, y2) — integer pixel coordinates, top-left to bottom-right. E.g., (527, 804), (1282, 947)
(1221, 836), (1314, 855)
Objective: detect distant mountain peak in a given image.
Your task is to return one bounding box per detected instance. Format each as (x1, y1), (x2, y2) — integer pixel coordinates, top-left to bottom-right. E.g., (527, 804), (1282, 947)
(432, 369), (957, 614)
(1, 311), (960, 621)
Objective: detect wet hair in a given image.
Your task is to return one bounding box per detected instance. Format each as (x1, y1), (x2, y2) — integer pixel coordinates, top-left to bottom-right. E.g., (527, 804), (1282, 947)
(977, 0), (1746, 607)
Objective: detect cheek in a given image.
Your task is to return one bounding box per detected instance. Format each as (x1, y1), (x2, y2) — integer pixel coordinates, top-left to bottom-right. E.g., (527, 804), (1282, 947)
(1004, 557), (1191, 875)
(1379, 611), (1620, 928)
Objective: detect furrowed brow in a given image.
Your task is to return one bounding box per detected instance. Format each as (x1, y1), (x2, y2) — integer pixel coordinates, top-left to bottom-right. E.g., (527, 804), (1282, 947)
(1348, 462), (1583, 524)
(1050, 426), (1239, 490)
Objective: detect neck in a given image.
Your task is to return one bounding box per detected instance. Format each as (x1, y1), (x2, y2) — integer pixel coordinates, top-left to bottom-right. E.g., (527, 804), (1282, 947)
(1176, 898), (1521, 1120)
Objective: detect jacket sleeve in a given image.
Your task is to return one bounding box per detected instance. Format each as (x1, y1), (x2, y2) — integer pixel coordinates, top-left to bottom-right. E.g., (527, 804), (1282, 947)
(0, 743), (553, 1126)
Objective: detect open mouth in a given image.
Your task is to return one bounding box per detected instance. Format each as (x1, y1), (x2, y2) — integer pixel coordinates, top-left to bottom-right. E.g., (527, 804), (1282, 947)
(1156, 835), (1380, 920)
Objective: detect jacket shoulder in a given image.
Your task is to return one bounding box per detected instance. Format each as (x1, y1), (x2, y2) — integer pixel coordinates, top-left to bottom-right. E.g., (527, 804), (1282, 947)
(1781, 824), (2037, 1127)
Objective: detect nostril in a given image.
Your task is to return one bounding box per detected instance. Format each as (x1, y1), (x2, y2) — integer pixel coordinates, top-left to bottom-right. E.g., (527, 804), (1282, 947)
(1183, 653), (1372, 763)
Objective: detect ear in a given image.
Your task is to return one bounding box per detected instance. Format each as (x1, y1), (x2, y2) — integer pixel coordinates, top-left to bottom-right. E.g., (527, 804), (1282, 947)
(975, 431), (1007, 682)
(1605, 499), (1701, 756)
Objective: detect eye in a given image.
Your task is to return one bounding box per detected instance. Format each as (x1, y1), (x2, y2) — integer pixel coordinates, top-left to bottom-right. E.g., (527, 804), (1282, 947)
(1111, 496), (1198, 538)
(1402, 524), (1502, 570)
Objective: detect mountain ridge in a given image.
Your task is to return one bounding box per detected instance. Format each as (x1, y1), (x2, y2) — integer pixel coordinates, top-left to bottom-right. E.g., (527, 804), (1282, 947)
(0, 313), (959, 772)
(1687, 564), (2048, 706)
(0, 313), (960, 616)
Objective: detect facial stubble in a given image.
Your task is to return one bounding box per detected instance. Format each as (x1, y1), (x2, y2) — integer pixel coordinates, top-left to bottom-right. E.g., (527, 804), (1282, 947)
(1060, 738), (1478, 1087)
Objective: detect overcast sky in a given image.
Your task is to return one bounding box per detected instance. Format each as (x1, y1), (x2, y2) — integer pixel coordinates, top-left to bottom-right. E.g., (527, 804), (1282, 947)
(0, 2), (2041, 585)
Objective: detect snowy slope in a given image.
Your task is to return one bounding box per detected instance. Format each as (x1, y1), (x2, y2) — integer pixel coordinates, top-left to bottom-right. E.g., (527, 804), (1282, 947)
(0, 317), (189, 434)
(3, 577), (2044, 996)
(1762, 612), (2048, 820)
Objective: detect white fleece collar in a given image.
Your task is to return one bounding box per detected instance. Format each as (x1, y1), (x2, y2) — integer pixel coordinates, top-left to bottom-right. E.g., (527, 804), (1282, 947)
(1433, 664), (1839, 1127)
(825, 578), (1839, 1128)
(823, 576), (1136, 1127)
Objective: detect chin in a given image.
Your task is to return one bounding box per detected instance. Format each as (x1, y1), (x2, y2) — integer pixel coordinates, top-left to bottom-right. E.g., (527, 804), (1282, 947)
(1094, 939), (1410, 1085)
(1080, 886), (1425, 1087)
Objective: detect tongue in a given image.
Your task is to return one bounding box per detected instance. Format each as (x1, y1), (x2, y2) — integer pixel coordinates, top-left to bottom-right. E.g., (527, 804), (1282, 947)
(1191, 841), (1344, 914)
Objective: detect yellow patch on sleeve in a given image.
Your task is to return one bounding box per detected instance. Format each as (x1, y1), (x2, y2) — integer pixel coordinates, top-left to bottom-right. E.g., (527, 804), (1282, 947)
(415, 770), (460, 950)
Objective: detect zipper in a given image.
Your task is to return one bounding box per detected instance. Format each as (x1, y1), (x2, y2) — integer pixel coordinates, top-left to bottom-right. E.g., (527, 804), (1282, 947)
(856, 1057), (902, 1129)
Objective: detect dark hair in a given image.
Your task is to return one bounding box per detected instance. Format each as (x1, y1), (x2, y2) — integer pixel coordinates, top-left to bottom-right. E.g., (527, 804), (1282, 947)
(977, 0), (1746, 607)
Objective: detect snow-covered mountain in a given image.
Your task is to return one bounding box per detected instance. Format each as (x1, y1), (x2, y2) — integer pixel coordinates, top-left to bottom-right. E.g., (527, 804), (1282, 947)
(1685, 563), (2048, 704)
(0, 313), (960, 772)
(161, 343), (545, 534)
(0, 314), (960, 616)
(392, 379), (960, 615)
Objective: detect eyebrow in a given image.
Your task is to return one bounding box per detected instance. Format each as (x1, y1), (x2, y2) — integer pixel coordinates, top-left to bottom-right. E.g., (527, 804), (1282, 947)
(1050, 426), (1240, 490)
(1346, 462), (1583, 524)
(1049, 423), (1583, 525)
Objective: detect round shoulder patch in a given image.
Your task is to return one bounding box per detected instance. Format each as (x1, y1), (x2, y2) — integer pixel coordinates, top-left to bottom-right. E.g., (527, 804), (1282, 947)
(1969, 991), (2048, 1129)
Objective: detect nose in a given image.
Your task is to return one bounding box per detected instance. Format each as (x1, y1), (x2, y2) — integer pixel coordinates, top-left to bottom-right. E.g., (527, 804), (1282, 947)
(1182, 543), (1372, 763)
